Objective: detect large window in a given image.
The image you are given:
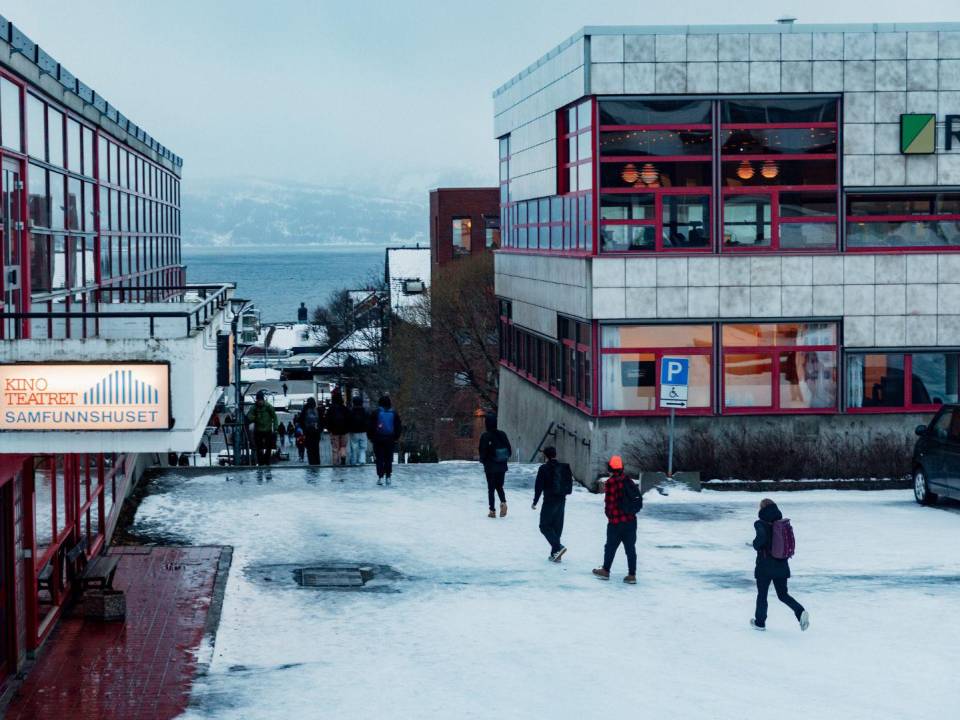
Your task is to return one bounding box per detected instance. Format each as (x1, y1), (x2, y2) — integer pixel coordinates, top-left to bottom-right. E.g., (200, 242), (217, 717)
(559, 316), (592, 409)
(846, 193), (960, 249)
(722, 322), (838, 412)
(721, 98), (838, 251)
(847, 352), (960, 411)
(599, 100), (712, 253)
(0, 77), (22, 152)
(559, 99), (593, 194)
(452, 217), (471, 256)
(600, 324), (713, 413)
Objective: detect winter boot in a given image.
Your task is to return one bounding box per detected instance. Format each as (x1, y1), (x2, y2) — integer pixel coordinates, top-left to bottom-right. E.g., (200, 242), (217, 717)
(550, 546), (567, 563)
(750, 619), (766, 631)
(798, 610), (810, 632)
(623, 575), (637, 584)
(592, 568), (610, 580)
(377, 478), (383, 486)
(488, 509), (496, 518)
(385, 476), (391, 486)
(499, 502), (507, 517)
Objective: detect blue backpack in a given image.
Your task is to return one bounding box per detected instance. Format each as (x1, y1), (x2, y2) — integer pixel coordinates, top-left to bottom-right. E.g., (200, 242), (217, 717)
(376, 408), (395, 438)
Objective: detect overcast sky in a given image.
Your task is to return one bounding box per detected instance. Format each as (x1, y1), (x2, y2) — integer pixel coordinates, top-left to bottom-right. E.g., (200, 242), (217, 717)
(4, 1), (957, 196)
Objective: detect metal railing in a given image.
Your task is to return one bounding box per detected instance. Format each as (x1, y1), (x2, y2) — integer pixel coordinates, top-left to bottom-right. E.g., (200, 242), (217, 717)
(0, 283), (235, 340)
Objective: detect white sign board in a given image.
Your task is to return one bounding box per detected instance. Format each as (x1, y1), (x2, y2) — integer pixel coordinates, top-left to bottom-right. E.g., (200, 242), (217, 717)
(659, 357), (690, 409)
(0, 363), (170, 431)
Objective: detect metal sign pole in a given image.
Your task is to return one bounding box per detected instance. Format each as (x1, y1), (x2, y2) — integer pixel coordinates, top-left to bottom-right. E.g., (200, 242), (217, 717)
(667, 407), (675, 478)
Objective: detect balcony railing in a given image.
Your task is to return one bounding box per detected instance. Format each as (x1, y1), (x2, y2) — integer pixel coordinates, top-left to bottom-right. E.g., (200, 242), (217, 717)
(0, 283), (235, 340)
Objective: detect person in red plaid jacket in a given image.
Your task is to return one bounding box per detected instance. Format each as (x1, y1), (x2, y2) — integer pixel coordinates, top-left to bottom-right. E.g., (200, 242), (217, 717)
(593, 455), (637, 584)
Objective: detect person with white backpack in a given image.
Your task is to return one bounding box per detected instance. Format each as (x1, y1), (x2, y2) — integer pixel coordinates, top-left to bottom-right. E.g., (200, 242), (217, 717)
(751, 498), (810, 632)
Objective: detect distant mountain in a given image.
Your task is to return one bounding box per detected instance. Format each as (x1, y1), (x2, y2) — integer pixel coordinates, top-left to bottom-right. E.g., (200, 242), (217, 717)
(181, 178), (428, 248)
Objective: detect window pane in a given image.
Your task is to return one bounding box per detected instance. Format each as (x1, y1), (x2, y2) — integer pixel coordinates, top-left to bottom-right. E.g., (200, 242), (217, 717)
(1, 78), (22, 152)
(602, 161), (711, 189)
(721, 97), (837, 124)
(662, 195), (710, 248)
(779, 222), (837, 248)
(28, 165), (49, 228)
(82, 127), (94, 177)
(108, 142), (117, 183)
(602, 324), (713, 348)
(26, 95), (45, 160)
(577, 135), (592, 162)
(599, 99), (712, 126)
(30, 233), (50, 292)
(724, 354), (773, 407)
(721, 159), (836, 187)
(723, 322), (836, 347)
(67, 119), (81, 172)
(724, 195), (771, 247)
(577, 163), (592, 190)
(779, 351), (837, 409)
(847, 354), (905, 408)
(83, 182), (94, 232)
(576, 100), (591, 130)
(600, 193), (655, 220)
(780, 192), (837, 217)
(602, 353), (657, 411)
(52, 235), (66, 289)
(452, 218), (471, 255)
(846, 220), (960, 248)
(47, 107), (64, 167)
(66, 177), (81, 231)
(911, 353), (960, 405)
(49, 173), (65, 230)
(601, 130), (712, 156)
(600, 224), (654, 252)
(721, 128), (837, 155)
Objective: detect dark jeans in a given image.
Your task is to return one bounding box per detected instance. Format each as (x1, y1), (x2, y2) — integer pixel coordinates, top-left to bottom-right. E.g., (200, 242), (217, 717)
(374, 440), (394, 478)
(305, 429), (321, 465)
(485, 470), (506, 510)
(755, 576), (804, 626)
(603, 520), (637, 575)
(539, 499), (565, 552)
(254, 430), (274, 466)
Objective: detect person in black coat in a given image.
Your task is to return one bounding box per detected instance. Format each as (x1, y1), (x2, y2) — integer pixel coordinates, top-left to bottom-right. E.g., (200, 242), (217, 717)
(367, 395), (402, 485)
(477, 413), (511, 518)
(751, 499), (809, 631)
(532, 446), (567, 561)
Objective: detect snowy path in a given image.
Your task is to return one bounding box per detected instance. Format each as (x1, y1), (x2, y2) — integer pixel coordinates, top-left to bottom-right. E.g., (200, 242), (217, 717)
(131, 464), (960, 720)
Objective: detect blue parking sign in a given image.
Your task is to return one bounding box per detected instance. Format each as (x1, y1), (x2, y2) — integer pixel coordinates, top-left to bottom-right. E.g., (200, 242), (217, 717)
(660, 357), (689, 387)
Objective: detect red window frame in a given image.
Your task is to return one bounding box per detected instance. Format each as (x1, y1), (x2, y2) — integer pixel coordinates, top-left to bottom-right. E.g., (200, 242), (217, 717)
(720, 112), (839, 253)
(845, 192), (960, 253)
(598, 326), (715, 417)
(845, 352), (960, 413)
(720, 322), (839, 414)
(598, 118), (713, 255)
(558, 99), (593, 195)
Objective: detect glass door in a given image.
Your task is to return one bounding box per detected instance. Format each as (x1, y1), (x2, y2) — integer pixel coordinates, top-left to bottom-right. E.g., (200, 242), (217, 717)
(1, 159), (23, 338)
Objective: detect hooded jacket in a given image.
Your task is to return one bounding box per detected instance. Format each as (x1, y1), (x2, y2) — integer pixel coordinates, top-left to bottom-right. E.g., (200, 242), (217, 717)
(478, 413), (511, 473)
(348, 399), (368, 434)
(753, 502), (790, 580)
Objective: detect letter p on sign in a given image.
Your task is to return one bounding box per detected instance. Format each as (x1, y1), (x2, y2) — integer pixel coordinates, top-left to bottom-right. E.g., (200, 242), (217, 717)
(660, 357), (689, 386)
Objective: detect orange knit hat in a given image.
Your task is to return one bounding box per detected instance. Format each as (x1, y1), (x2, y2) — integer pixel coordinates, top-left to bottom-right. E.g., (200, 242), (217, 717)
(608, 455), (624, 470)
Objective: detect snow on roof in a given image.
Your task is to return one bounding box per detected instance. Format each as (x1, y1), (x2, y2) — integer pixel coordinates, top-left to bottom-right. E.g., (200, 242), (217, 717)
(240, 367), (282, 382)
(312, 326), (382, 369)
(266, 323), (326, 350)
(386, 247), (431, 321)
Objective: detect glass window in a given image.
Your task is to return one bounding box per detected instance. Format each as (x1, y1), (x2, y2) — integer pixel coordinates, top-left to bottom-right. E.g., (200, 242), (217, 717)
(119, 149), (128, 188)
(846, 193), (960, 249)
(51, 235), (66, 289)
(662, 196), (710, 248)
(721, 159), (836, 187)
(98, 136), (108, 180)
(721, 97), (838, 124)
(724, 353), (774, 408)
(47, 107), (64, 167)
(912, 353), (960, 406)
(600, 129), (712, 157)
(66, 177), (81, 231)
(83, 182), (94, 232)
(30, 233), (50, 292)
(779, 351), (838, 409)
(108, 142), (117, 184)
(49, 172), (65, 230)
(26, 95), (45, 160)
(81, 126), (94, 177)
(67, 119), (81, 172)
(600, 194), (654, 220)
(1, 78), (22, 152)
(602, 161), (711, 189)
(452, 217), (471, 256)
(779, 222), (837, 249)
(721, 128), (837, 155)
(847, 354), (905, 408)
(599, 99), (712, 126)
(724, 195), (771, 247)
(28, 164), (49, 228)
(603, 324), (712, 349)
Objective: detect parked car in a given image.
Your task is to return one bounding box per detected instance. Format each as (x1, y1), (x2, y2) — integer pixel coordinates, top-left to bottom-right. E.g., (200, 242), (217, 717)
(912, 404), (960, 504)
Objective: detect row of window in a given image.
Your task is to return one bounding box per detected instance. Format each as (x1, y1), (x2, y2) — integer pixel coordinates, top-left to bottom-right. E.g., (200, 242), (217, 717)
(498, 311), (960, 417)
(97, 135), (180, 204)
(99, 187), (181, 235)
(29, 234), (181, 293)
(451, 216), (500, 256)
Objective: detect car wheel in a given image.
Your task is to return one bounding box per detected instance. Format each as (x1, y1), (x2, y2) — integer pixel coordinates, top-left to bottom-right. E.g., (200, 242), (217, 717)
(913, 468), (937, 506)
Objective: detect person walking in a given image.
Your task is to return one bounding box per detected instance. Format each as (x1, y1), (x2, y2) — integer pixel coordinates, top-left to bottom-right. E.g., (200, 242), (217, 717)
(367, 395), (401, 485)
(277, 420), (287, 449)
(286, 420), (295, 438)
(347, 395), (368, 466)
(593, 456), (639, 584)
(325, 391), (350, 466)
(751, 499), (810, 632)
(298, 397), (323, 465)
(245, 390), (278, 466)
(478, 413), (511, 518)
(531, 446), (572, 561)
(282, 382), (289, 397)
(295, 425), (306, 462)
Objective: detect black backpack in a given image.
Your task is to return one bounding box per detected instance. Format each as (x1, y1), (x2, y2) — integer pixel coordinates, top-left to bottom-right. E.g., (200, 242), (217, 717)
(303, 407), (320, 432)
(549, 463), (574, 497)
(618, 476), (643, 515)
(490, 432), (510, 463)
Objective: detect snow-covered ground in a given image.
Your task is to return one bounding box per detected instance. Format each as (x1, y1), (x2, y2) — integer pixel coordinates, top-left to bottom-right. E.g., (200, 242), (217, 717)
(130, 464), (960, 720)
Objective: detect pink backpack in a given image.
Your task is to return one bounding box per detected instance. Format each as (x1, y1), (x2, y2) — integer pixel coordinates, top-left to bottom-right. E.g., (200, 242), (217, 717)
(770, 519), (796, 560)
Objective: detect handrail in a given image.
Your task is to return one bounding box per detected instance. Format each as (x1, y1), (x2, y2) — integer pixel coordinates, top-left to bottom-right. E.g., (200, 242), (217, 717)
(0, 283), (235, 339)
(529, 421), (556, 463)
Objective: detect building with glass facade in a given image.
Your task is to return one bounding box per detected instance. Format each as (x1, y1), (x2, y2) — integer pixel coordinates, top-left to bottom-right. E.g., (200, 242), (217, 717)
(0, 17), (234, 680)
(493, 23), (960, 481)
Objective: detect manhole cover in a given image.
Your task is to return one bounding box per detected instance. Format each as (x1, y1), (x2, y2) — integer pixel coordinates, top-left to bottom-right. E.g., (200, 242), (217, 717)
(294, 565), (375, 588)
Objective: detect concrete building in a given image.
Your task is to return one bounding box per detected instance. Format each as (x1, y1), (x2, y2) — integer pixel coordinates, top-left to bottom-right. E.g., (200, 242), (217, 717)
(493, 22), (960, 482)
(0, 16), (234, 680)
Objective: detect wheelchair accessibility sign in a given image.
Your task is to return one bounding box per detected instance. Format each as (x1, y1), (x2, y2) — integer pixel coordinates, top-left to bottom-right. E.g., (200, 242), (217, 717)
(659, 357), (689, 409)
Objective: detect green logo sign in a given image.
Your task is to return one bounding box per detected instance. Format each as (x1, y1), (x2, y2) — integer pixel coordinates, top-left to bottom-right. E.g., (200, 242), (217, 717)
(900, 113), (936, 154)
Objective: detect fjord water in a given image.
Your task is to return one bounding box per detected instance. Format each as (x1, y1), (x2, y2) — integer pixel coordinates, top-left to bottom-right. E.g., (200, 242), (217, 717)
(184, 246), (389, 322)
